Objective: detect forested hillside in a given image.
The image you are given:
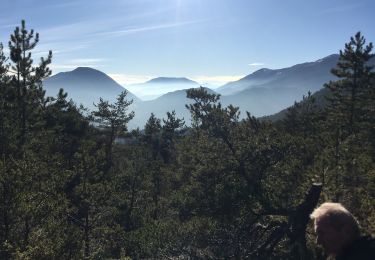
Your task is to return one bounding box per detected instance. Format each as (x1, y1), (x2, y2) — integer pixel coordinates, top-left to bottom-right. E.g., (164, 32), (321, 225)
(0, 21), (374, 259)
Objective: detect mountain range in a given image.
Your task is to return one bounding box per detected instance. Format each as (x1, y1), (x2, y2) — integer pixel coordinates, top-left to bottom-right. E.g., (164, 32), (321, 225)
(42, 54), (374, 129)
(126, 77), (200, 101)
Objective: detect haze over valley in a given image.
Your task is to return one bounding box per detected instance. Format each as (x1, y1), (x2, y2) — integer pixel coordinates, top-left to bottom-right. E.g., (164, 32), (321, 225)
(43, 53), (375, 129)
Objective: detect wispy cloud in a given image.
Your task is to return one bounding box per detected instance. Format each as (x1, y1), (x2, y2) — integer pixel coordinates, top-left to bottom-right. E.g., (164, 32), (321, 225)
(0, 23), (18, 29)
(38, 21), (104, 43)
(40, 1), (82, 9)
(50, 64), (84, 71)
(107, 73), (244, 99)
(108, 73), (245, 86)
(101, 19), (205, 37)
(35, 17), (205, 57)
(108, 73), (153, 85)
(50, 58), (107, 74)
(37, 6), (204, 43)
(34, 42), (90, 57)
(192, 75), (245, 86)
(248, 63), (264, 66)
(320, 3), (364, 14)
(69, 58), (106, 64)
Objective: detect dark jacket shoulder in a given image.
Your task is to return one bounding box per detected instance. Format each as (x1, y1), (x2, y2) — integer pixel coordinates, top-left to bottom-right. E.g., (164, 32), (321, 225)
(336, 236), (375, 260)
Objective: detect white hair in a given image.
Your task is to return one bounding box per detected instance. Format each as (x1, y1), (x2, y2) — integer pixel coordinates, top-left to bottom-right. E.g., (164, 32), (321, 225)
(310, 202), (360, 237)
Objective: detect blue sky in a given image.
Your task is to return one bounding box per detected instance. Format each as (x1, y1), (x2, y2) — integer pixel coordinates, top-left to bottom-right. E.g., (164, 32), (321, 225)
(1, 0), (374, 89)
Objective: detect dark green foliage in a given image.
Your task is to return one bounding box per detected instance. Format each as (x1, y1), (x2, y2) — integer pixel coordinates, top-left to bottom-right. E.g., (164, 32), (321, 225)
(325, 31), (374, 136)
(91, 90), (134, 168)
(161, 110), (185, 163)
(8, 20), (52, 151)
(0, 22), (374, 260)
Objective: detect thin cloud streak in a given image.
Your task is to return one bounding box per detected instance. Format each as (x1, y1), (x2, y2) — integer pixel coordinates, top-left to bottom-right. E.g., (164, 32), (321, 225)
(50, 64), (106, 74)
(108, 73), (153, 85)
(192, 75), (245, 86)
(37, 6), (197, 42)
(69, 58), (106, 64)
(107, 73), (244, 89)
(45, 1), (82, 9)
(38, 21), (105, 43)
(35, 42), (90, 55)
(319, 3), (364, 14)
(36, 17), (206, 57)
(0, 23), (19, 29)
(100, 19), (206, 37)
(248, 63), (264, 66)
(50, 58), (107, 74)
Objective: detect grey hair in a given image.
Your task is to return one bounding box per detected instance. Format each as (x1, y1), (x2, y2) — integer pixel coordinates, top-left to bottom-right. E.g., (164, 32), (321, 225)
(310, 202), (360, 237)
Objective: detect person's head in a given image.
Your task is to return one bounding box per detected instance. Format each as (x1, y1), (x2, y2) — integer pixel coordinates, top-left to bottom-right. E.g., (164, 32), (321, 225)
(310, 202), (360, 257)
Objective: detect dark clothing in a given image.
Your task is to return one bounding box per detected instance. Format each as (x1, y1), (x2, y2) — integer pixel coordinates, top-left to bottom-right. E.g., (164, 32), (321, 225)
(336, 236), (375, 260)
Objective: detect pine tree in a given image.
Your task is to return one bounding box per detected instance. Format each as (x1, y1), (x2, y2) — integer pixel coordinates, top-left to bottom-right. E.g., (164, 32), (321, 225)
(185, 87), (221, 129)
(8, 20), (52, 150)
(283, 91), (321, 137)
(325, 32), (374, 136)
(161, 111), (184, 163)
(91, 90), (134, 173)
(0, 43), (11, 156)
(0, 21), (54, 257)
(144, 113), (163, 219)
(144, 113), (162, 154)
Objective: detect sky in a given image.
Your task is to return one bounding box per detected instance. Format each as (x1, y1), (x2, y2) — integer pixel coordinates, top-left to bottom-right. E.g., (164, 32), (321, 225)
(1, 0), (375, 96)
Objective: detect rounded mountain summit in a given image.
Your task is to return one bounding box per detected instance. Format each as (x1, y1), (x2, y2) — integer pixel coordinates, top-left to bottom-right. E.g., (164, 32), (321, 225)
(43, 67), (140, 108)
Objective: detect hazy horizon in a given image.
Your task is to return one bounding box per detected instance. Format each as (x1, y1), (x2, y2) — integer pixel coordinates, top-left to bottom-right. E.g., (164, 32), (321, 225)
(51, 52), (340, 101)
(1, 0), (374, 97)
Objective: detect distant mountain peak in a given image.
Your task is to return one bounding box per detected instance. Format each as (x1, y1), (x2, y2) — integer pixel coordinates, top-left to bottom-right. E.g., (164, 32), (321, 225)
(73, 66), (95, 71)
(315, 54), (339, 63)
(252, 68), (273, 75)
(240, 67), (274, 81)
(56, 67), (120, 84)
(70, 66), (107, 75)
(146, 77), (198, 84)
(215, 53), (343, 96)
(44, 67), (139, 103)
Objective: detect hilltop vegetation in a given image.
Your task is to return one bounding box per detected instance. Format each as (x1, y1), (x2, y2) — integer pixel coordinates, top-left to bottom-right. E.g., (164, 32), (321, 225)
(0, 21), (374, 259)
